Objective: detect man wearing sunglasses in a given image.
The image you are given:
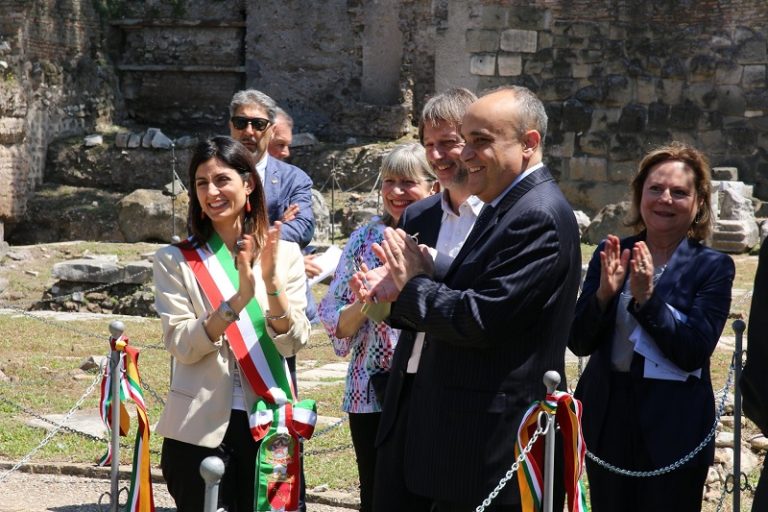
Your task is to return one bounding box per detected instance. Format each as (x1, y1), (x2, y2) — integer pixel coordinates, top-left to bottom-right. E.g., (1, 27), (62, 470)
(229, 89), (315, 248)
(229, 89), (315, 512)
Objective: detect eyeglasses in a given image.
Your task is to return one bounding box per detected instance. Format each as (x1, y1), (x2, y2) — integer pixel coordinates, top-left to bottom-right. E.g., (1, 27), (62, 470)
(230, 116), (271, 131)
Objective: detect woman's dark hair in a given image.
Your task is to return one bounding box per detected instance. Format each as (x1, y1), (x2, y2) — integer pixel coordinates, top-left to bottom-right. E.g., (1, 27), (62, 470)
(626, 141), (713, 241)
(185, 136), (269, 247)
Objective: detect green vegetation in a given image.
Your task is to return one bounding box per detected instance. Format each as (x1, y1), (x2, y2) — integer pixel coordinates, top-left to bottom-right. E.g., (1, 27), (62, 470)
(0, 242), (762, 508)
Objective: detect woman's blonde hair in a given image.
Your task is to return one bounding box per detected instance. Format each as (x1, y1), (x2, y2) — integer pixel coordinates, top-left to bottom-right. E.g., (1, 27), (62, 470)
(379, 143), (437, 227)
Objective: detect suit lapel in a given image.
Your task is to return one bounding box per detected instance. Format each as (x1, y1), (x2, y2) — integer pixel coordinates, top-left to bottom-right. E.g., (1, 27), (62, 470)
(263, 158), (280, 222)
(445, 167), (556, 277)
(652, 238), (697, 299)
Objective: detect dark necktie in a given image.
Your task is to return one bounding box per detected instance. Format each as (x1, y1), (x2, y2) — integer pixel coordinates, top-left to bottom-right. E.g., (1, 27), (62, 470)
(464, 204), (496, 249)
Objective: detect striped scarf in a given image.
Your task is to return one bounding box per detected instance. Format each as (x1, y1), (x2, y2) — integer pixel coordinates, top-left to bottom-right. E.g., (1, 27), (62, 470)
(180, 234), (316, 511)
(515, 390), (588, 512)
(97, 334), (155, 512)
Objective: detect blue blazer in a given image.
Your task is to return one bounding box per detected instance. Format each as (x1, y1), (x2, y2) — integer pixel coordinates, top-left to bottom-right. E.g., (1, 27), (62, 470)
(260, 156), (315, 248)
(384, 167), (581, 504)
(569, 234), (735, 468)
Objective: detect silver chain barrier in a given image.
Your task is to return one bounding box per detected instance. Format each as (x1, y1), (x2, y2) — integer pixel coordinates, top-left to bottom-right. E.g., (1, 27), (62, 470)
(586, 357), (735, 477)
(474, 411), (549, 512)
(0, 367), (104, 485)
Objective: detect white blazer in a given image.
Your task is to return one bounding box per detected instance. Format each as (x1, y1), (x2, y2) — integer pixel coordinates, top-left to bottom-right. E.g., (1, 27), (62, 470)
(152, 239), (310, 448)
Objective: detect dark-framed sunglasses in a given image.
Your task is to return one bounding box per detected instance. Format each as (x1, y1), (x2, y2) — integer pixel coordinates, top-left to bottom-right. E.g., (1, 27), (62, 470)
(230, 116), (271, 131)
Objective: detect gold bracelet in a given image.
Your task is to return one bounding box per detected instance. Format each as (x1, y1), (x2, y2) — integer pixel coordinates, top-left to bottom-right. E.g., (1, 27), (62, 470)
(265, 309), (288, 321)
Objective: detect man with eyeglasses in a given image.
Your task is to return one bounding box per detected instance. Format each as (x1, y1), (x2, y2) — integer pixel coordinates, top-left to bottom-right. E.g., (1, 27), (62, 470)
(229, 89), (314, 512)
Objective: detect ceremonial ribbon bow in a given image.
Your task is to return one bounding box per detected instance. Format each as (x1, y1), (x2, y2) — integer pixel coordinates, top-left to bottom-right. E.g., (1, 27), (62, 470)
(97, 334), (155, 512)
(515, 390), (588, 512)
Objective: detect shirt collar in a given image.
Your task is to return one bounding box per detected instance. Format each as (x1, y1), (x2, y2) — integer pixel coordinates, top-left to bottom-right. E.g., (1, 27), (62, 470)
(255, 152), (269, 182)
(488, 162), (544, 207)
(440, 190), (484, 217)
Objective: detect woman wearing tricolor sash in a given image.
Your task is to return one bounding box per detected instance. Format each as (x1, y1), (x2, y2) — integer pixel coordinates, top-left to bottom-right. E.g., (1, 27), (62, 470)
(153, 136), (310, 511)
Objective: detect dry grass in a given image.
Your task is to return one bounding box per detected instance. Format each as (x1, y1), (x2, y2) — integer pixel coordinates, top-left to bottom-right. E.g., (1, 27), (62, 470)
(0, 242), (763, 508)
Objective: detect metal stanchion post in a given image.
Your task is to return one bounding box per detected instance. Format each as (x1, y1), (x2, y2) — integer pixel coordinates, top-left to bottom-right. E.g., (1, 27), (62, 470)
(200, 456), (226, 512)
(542, 370), (560, 512)
(108, 320), (125, 512)
(733, 319), (746, 512)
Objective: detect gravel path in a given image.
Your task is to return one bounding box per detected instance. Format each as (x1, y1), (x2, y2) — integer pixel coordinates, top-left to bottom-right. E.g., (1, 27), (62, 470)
(0, 467), (356, 512)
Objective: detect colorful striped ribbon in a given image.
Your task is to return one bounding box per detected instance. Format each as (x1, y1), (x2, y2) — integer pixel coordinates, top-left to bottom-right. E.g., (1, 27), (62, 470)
(515, 390), (588, 512)
(180, 235), (316, 511)
(97, 334), (155, 512)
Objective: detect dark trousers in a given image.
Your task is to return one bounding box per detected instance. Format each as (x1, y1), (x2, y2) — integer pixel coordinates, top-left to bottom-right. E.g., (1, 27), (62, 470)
(349, 412), (382, 512)
(585, 373), (708, 512)
(753, 462), (768, 512)
(161, 410), (260, 512)
(372, 375), (525, 512)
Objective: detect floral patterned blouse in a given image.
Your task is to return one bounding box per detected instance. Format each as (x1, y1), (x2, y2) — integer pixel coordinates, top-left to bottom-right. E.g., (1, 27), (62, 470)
(318, 218), (399, 414)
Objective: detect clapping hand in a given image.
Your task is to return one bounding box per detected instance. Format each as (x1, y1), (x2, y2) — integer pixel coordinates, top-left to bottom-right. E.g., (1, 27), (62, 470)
(595, 234), (630, 311)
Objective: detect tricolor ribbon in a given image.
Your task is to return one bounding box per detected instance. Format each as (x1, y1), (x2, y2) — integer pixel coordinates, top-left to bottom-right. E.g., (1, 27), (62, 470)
(515, 390), (588, 512)
(180, 235), (317, 511)
(97, 335), (155, 512)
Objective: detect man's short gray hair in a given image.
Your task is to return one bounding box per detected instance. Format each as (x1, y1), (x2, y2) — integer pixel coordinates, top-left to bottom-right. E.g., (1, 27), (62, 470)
(484, 85), (548, 143)
(229, 89), (278, 123)
(274, 107), (294, 128)
(419, 88), (478, 143)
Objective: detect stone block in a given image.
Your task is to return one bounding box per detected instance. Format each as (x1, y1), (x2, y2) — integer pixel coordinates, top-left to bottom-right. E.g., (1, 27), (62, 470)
(742, 65), (766, 90)
(84, 134), (103, 147)
(578, 132), (608, 156)
(569, 156), (607, 182)
(609, 161), (636, 183)
(689, 54), (717, 81)
(500, 29), (537, 53)
(561, 98), (593, 132)
(469, 53), (496, 76)
(669, 100), (702, 130)
(539, 78), (576, 101)
(466, 29), (499, 53)
(575, 85), (604, 103)
(716, 62), (743, 85)
(123, 261), (153, 284)
(582, 200), (635, 245)
(547, 132), (574, 158)
(687, 83), (717, 109)
(127, 133), (141, 148)
(477, 4), (508, 29)
(712, 167), (739, 181)
(497, 53), (522, 76)
(658, 79), (684, 104)
(0, 117), (24, 144)
(115, 131), (131, 148)
(52, 259), (125, 284)
(618, 104), (647, 133)
(710, 219), (759, 253)
(603, 74), (631, 106)
(700, 130), (723, 151)
(572, 64), (591, 79)
(737, 39), (767, 64)
(636, 76), (657, 104)
(538, 31), (553, 49)
(589, 108), (621, 132)
(647, 102), (670, 129)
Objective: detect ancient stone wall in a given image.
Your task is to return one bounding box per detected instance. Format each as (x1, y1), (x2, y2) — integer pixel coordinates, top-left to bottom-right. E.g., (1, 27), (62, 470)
(0, 0), (118, 225)
(436, 0), (768, 213)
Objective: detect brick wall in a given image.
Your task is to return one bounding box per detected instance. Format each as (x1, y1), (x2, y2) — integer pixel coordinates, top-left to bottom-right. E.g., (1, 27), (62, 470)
(439, 0), (768, 212)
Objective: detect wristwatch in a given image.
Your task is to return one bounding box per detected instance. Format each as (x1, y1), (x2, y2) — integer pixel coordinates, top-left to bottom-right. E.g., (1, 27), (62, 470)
(217, 300), (240, 323)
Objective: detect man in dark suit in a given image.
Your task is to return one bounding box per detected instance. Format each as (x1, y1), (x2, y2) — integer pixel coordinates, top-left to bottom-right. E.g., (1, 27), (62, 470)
(229, 88), (315, 512)
(372, 87), (481, 511)
(357, 86), (581, 511)
(742, 241), (768, 511)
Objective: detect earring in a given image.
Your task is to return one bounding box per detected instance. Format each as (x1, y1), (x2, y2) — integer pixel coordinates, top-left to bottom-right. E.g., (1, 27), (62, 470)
(245, 198), (252, 213)
(694, 211), (702, 224)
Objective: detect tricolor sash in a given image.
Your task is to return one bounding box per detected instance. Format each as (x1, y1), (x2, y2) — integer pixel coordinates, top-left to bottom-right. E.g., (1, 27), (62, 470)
(515, 391), (588, 512)
(179, 234), (316, 511)
(97, 334), (155, 512)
